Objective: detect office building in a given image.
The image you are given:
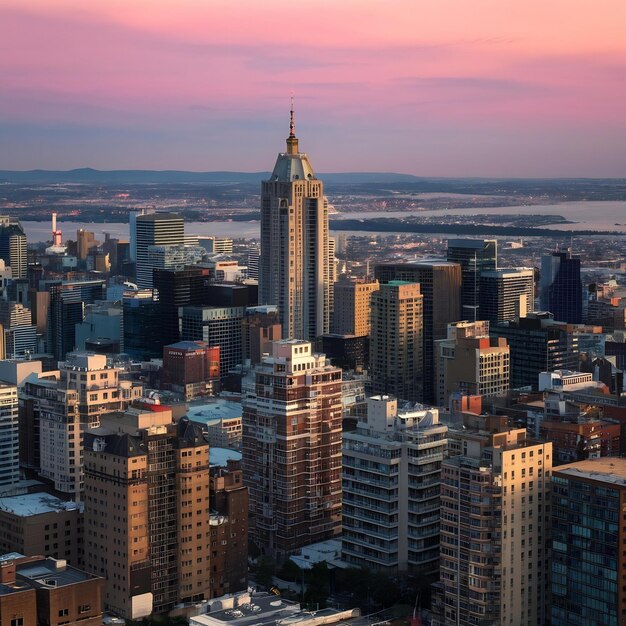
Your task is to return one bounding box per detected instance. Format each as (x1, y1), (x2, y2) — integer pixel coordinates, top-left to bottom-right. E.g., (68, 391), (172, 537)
(46, 280), (107, 360)
(242, 340), (342, 559)
(246, 248), (260, 280)
(332, 275), (380, 336)
(77, 228), (98, 260)
(122, 290), (162, 359)
(375, 262), (461, 403)
(342, 395), (447, 575)
(0, 493), (83, 565)
(209, 459), (249, 598)
(162, 340), (220, 398)
(320, 333), (369, 372)
(447, 239), (497, 321)
(0, 554), (103, 626)
(23, 353), (143, 499)
(153, 267), (210, 347)
(491, 313), (581, 390)
(0, 215), (27, 279)
(0, 383), (19, 487)
(435, 320), (510, 407)
(540, 252), (583, 323)
(84, 408), (211, 618)
(201, 236), (233, 255)
(432, 418), (552, 626)
(370, 281), (424, 403)
(479, 268), (535, 324)
(181, 306), (245, 377)
(259, 107), (332, 340)
(134, 213), (185, 288)
(551, 458), (626, 625)
(75, 301), (124, 352)
(242, 305), (281, 365)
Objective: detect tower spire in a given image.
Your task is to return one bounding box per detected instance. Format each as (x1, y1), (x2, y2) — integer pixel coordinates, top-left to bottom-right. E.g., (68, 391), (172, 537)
(289, 96), (295, 138)
(286, 95), (299, 155)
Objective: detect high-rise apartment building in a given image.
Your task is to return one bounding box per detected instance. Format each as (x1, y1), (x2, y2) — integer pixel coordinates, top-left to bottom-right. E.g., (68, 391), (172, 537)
(84, 408), (211, 618)
(0, 383), (19, 486)
(551, 458), (626, 625)
(0, 215), (27, 279)
(447, 239), (497, 321)
(370, 281), (424, 403)
(332, 275), (380, 336)
(242, 340), (342, 559)
(23, 353), (143, 499)
(479, 268), (535, 324)
(433, 417), (553, 626)
(259, 108), (332, 340)
(134, 213), (185, 288)
(435, 320), (510, 407)
(342, 395), (447, 575)
(375, 262), (461, 403)
(540, 252), (583, 323)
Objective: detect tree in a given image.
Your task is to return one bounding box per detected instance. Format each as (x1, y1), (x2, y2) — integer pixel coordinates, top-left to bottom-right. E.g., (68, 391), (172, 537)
(256, 556), (275, 590)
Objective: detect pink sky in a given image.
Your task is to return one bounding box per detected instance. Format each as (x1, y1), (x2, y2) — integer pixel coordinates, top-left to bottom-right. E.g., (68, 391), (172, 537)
(1, 0), (626, 176)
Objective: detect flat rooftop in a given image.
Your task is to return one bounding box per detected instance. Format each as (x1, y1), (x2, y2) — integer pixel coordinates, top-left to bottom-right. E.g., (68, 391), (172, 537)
(210, 448), (242, 468)
(0, 493), (83, 517)
(187, 398), (243, 423)
(554, 458), (626, 487)
(18, 558), (97, 587)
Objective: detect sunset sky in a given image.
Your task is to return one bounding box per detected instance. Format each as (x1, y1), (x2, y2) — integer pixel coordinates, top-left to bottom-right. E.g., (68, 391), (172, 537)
(1, 0), (626, 176)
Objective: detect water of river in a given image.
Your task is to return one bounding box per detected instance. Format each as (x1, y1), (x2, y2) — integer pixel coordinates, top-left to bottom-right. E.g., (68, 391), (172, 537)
(21, 200), (626, 242)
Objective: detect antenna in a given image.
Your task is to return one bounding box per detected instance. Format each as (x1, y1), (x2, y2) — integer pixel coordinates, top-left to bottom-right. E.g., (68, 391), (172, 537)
(289, 95), (295, 138)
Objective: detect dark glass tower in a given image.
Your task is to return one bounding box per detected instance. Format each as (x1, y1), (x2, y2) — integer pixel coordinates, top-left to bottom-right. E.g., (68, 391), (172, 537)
(447, 239), (497, 321)
(540, 252), (583, 323)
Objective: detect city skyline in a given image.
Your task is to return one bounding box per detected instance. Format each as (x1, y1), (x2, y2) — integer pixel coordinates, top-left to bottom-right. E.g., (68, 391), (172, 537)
(2, 1), (626, 176)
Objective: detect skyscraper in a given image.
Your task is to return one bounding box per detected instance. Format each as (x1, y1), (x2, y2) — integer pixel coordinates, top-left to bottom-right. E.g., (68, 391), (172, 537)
(479, 268), (535, 324)
(540, 252), (583, 323)
(259, 106), (332, 340)
(433, 417), (552, 625)
(242, 340), (342, 559)
(0, 215), (27, 279)
(374, 262), (461, 403)
(134, 213), (185, 288)
(342, 395), (447, 575)
(84, 408), (211, 618)
(551, 458), (626, 626)
(370, 281), (424, 403)
(447, 239), (497, 321)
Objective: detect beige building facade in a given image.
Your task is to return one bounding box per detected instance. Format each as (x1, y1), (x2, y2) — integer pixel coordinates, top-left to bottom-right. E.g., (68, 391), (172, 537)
(433, 417), (553, 625)
(259, 109), (333, 341)
(83, 407), (211, 619)
(435, 320), (510, 407)
(370, 281), (424, 403)
(332, 276), (379, 336)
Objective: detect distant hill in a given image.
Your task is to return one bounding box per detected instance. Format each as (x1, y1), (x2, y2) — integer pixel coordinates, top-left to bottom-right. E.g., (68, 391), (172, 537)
(0, 168), (422, 185)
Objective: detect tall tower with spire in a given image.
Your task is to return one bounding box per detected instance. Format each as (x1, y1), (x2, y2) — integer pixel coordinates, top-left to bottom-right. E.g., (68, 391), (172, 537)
(259, 103), (332, 340)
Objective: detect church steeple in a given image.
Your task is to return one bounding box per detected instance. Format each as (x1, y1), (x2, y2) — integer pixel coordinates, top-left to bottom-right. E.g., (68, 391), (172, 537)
(286, 97), (299, 155)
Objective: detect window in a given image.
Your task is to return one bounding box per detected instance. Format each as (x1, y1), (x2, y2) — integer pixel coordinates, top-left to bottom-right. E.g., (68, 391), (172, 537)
(59, 609), (69, 617)
(11, 619), (24, 626)
(79, 604), (91, 613)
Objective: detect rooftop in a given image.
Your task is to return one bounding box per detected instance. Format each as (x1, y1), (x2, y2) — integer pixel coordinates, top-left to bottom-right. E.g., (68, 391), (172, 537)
(18, 558), (98, 587)
(187, 398), (243, 423)
(0, 493), (83, 517)
(554, 458), (626, 487)
(210, 448), (242, 468)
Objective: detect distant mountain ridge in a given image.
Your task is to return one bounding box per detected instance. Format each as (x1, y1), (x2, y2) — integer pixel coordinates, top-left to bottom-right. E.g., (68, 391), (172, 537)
(0, 168), (421, 185)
